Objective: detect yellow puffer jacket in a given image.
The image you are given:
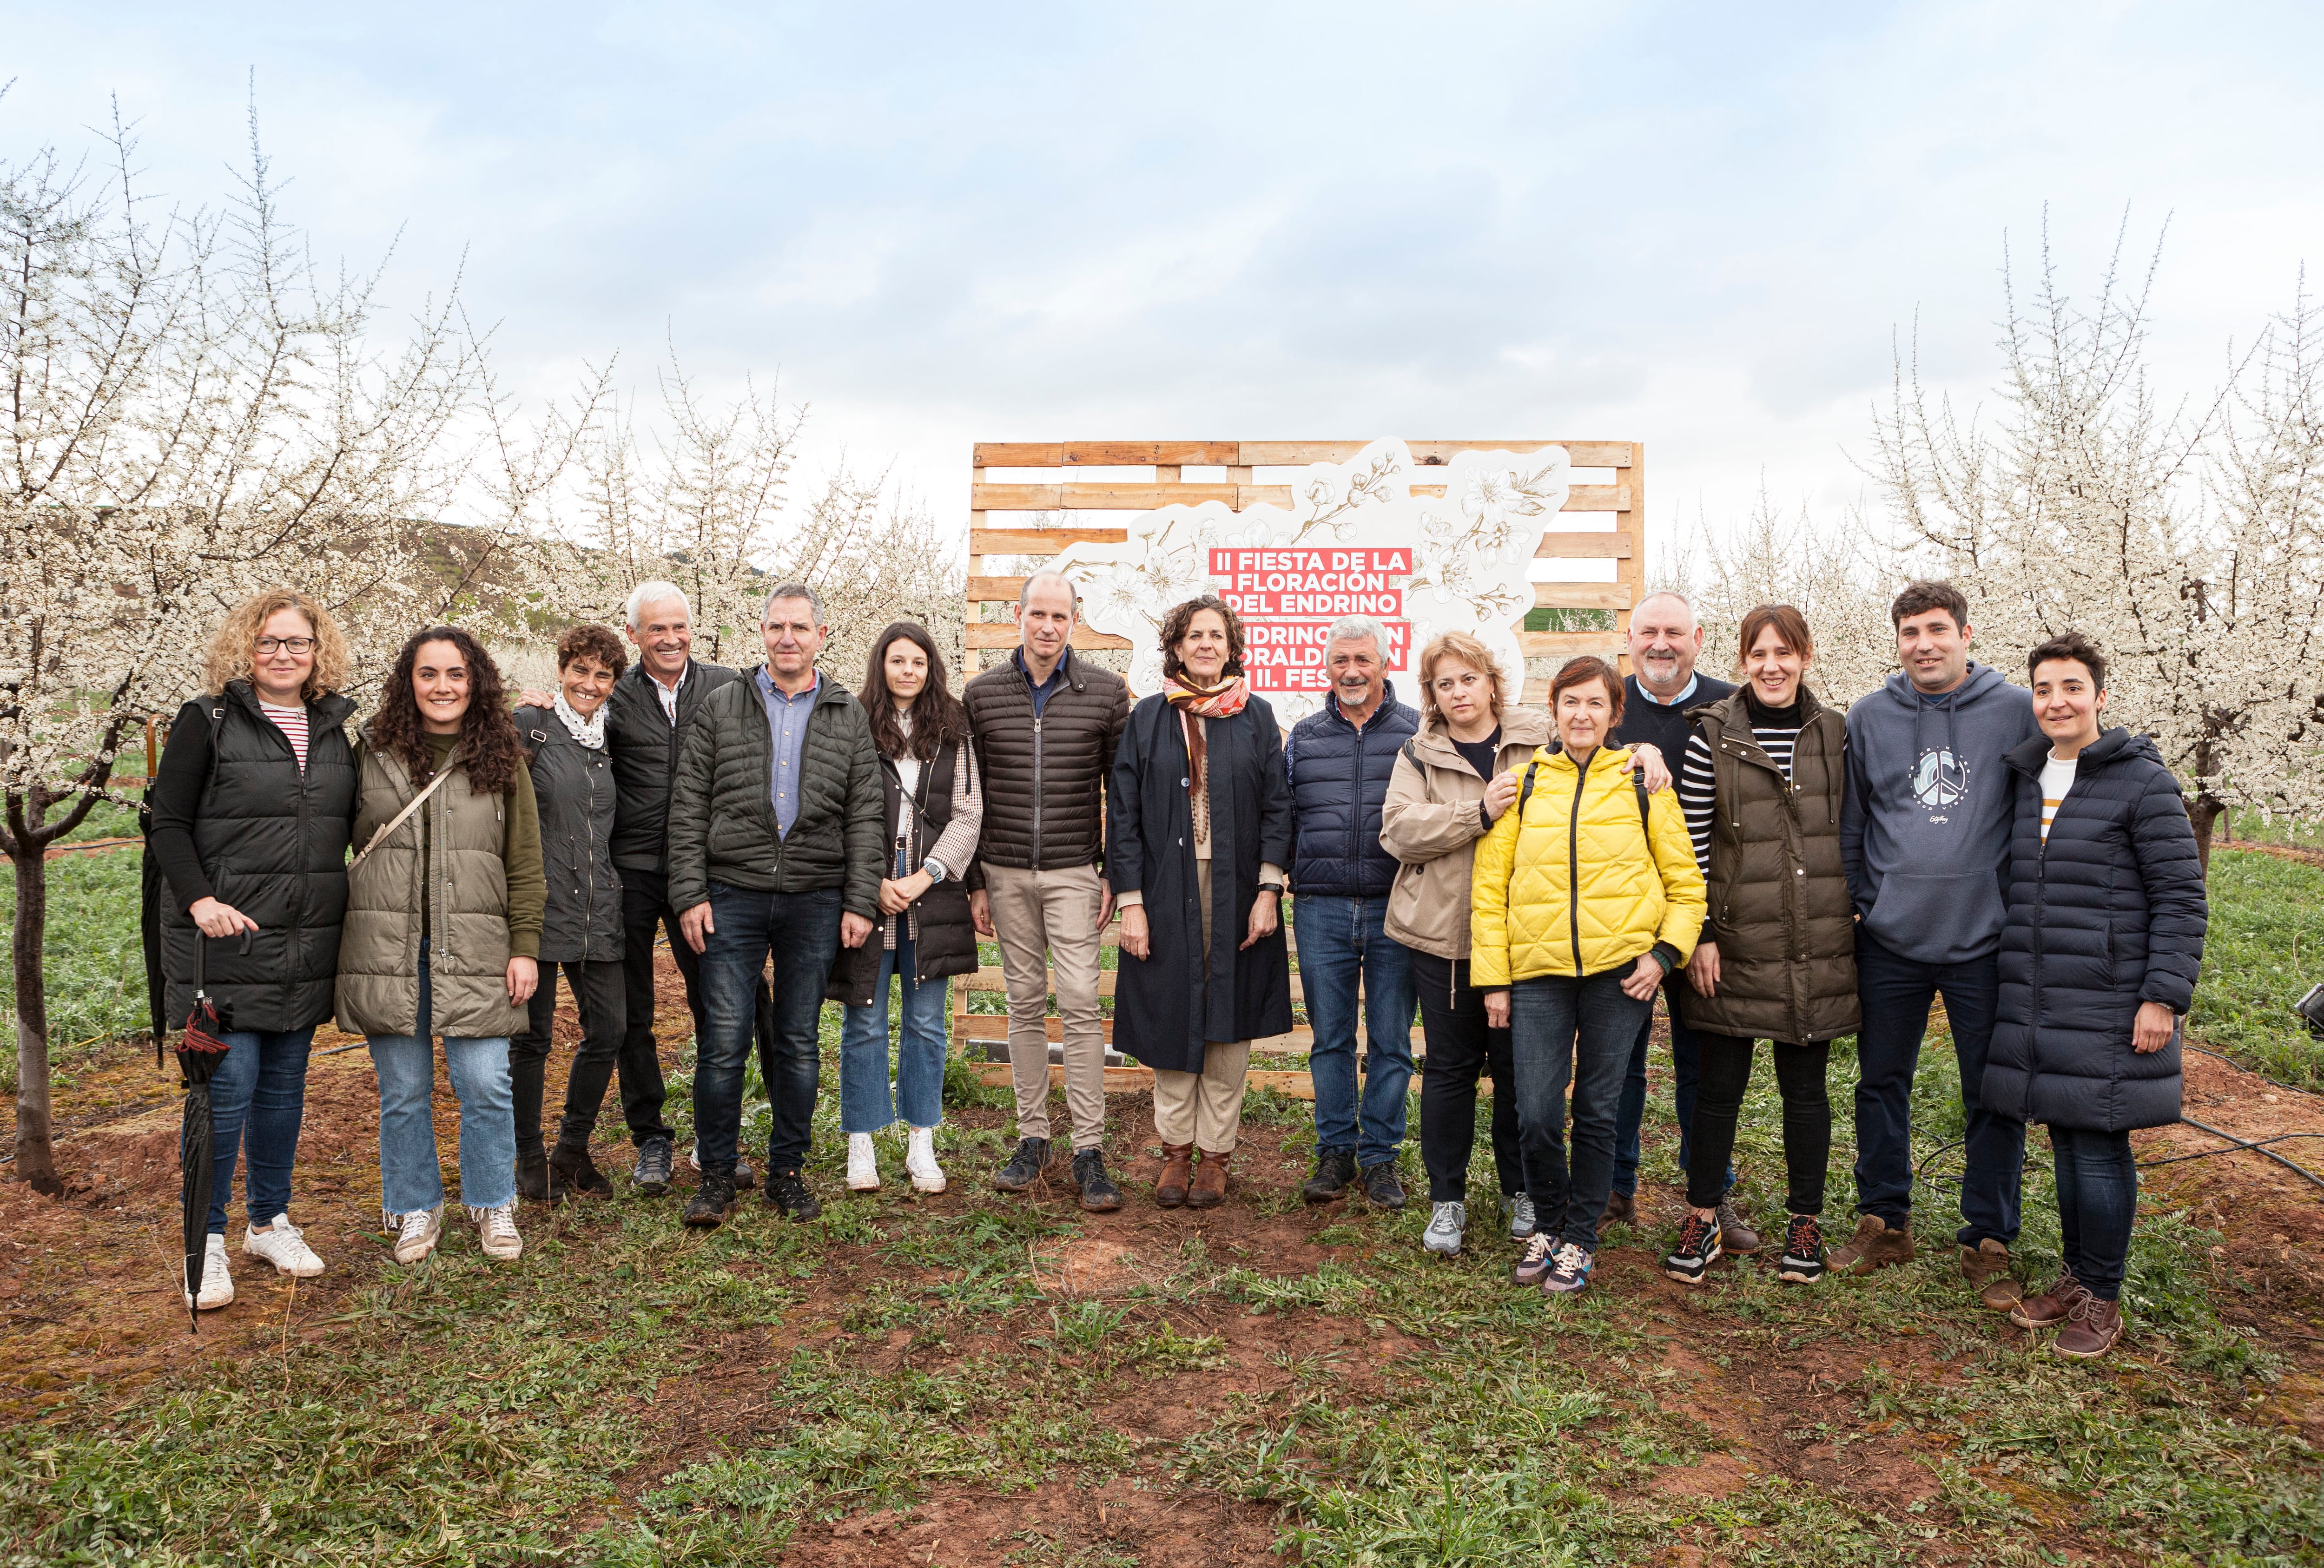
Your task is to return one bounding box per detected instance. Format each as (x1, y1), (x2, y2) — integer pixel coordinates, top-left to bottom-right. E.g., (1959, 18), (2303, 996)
(1470, 744), (1706, 987)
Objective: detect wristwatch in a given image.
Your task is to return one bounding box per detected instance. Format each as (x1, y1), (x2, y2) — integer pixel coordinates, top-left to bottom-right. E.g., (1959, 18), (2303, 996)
(923, 857), (950, 883)
(1259, 880), (1286, 895)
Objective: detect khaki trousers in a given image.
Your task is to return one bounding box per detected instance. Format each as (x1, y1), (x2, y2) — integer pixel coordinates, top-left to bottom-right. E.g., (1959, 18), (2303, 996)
(984, 862), (1108, 1150)
(1151, 857), (1251, 1154)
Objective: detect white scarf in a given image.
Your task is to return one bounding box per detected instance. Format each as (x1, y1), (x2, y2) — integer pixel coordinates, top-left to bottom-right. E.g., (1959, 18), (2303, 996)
(555, 692), (608, 750)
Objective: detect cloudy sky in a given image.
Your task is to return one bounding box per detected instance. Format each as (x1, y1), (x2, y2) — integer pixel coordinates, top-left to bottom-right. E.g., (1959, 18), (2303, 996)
(8, 1), (2319, 562)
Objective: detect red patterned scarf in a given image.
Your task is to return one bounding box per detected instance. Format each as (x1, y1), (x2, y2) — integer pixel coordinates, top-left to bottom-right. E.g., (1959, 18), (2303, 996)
(1163, 674), (1248, 803)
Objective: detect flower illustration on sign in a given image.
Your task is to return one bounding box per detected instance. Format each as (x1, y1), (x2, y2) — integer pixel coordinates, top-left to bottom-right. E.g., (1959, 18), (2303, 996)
(1053, 439), (1573, 723)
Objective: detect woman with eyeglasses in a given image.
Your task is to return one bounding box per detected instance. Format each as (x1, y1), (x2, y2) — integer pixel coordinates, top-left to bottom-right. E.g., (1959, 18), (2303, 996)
(148, 590), (360, 1310)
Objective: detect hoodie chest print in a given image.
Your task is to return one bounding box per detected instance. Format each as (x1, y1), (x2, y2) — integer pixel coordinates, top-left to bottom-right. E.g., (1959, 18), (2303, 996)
(1911, 747), (1970, 817)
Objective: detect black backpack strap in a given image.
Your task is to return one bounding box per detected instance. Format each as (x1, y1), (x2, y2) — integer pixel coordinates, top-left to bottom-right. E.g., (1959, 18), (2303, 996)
(1401, 737), (1419, 768)
(1635, 772), (1651, 834)
(1516, 759), (1540, 819)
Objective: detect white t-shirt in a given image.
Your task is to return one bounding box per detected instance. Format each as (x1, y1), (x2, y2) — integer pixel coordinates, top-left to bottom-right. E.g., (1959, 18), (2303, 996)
(2039, 752), (2078, 841)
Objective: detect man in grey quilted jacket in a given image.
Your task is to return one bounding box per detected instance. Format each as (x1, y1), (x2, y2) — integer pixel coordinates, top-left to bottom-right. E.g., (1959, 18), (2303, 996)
(668, 583), (885, 1227)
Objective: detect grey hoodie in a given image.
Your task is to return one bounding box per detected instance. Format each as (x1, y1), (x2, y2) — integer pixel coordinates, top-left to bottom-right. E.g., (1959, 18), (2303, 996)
(1839, 661), (2039, 965)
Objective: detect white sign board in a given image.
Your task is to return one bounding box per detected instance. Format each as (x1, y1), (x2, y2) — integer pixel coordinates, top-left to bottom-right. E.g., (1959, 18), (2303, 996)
(1054, 438), (1572, 725)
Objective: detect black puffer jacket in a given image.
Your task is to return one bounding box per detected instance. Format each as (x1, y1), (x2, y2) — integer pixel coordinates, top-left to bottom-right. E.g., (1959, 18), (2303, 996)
(150, 685), (359, 1033)
(1284, 684), (1418, 898)
(665, 669), (885, 919)
(962, 649), (1130, 877)
(605, 659), (743, 875)
(1985, 728), (2208, 1132)
(515, 706), (622, 962)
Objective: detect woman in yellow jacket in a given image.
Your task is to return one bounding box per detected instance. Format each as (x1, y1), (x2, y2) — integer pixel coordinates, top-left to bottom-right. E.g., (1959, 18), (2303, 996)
(1474, 656), (1706, 1295)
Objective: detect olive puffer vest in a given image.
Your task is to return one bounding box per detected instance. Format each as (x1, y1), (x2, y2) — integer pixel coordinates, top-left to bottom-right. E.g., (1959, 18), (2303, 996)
(159, 686), (358, 1033)
(337, 740), (529, 1041)
(515, 706), (622, 963)
(1675, 690), (1860, 1044)
(826, 738), (980, 1004)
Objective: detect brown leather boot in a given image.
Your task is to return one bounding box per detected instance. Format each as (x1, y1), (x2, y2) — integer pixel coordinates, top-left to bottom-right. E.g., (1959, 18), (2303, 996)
(1155, 1143), (1194, 1209)
(1963, 1239), (2023, 1310)
(1187, 1149), (1230, 1209)
(2053, 1294), (2123, 1359)
(1828, 1214), (1914, 1275)
(2009, 1269), (2087, 1331)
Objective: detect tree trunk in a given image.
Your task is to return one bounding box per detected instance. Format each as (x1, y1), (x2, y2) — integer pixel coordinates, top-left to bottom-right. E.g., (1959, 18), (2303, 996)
(9, 845), (59, 1194)
(2191, 793), (2225, 878)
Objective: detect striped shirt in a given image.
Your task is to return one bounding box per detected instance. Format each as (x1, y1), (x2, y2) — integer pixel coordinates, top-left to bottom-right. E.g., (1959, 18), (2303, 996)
(1677, 721), (1804, 875)
(2039, 754), (2078, 841)
(258, 701), (310, 773)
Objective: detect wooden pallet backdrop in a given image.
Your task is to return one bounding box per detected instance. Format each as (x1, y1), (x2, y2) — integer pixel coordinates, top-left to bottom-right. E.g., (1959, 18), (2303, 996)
(957, 439), (1646, 1097)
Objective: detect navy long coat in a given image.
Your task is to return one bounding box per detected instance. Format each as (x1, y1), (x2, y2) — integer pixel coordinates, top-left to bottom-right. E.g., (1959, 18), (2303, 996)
(1108, 693), (1294, 1073)
(1985, 727), (2208, 1132)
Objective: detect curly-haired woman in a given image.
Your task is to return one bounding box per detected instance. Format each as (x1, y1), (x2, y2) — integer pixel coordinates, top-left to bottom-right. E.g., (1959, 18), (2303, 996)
(149, 589), (359, 1310)
(1109, 594), (1293, 1208)
(507, 623), (632, 1204)
(341, 626), (545, 1266)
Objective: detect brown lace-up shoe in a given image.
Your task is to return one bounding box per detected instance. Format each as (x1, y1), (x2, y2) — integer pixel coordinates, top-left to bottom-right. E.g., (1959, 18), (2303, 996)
(2009, 1270), (2089, 1331)
(1187, 1150), (1230, 1209)
(1155, 1144), (1194, 1209)
(1828, 1214), (1914, 1276)
(2053, 1294), (2123, 1359)
(1716, 1200), (1762, 1257)
(1963, 1239), (2022, 1310)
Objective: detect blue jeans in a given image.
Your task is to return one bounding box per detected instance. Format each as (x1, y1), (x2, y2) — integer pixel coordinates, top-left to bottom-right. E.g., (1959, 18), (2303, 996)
(2050, 1125), (2136, 1301)
(1510, 961), (1655, 1252)
(839, 930), (949, 1134)
(700, 882), (842, 1176)
(1853, 927), (2023, 1247)
(1294, 895), (1416, 1168)
(204, 1027), (316, 1234)
(367, 944), (515, 1216)
(1611, 982), (1732, 1199)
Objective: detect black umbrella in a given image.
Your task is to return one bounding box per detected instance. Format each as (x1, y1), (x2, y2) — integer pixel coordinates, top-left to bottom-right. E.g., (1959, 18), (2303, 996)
(174, 935), (238, 1332)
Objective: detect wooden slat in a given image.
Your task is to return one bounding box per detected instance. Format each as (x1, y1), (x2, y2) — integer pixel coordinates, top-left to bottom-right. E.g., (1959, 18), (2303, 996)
(965, 623), (1132, 650)
(966, 1066), (1480, 1101)
(1235, 440), (1633, 469)
(1532, 582), (1634, 611)
(1517, 631), (1629, 659)
(957, 966), (1308, 1003)
(970, 527), (1129, 556)
(1535, 530), (1634, 560)
(971, 481), (1627, 514)
(1618, 442), (1646, 677)
(974, 441), (1243, 468)
(958, 1014), (1324, 1050)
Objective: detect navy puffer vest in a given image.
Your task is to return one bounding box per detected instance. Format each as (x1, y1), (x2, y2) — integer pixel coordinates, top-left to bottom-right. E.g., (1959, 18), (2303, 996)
(1285, 684), (1418, 899)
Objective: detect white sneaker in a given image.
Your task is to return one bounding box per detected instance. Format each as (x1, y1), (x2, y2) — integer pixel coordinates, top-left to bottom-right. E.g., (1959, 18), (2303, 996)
(391, 1205), (444, 1265)
(847, 1132), (882, 1192)
(1422, 1200), (1466, 1257)
(469, 1201), (524, 1262)
(184, 1233), (234, 1310)
(243, 1213), (325, 1278)
(905, 1126), (947, 1194)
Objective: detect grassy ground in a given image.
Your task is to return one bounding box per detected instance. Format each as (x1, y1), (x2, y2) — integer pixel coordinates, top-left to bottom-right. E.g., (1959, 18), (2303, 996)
(2, 847), (2321, 1564)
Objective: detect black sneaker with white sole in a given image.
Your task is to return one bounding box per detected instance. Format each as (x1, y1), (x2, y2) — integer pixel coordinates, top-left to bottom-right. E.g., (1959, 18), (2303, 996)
(1663, 1211), (1722, 1285)
(1778, 1213), (1826, 1284)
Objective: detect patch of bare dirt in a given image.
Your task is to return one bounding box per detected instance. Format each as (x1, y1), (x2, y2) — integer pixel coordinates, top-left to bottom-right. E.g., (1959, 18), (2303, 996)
(782, 1478), (1287, 1567)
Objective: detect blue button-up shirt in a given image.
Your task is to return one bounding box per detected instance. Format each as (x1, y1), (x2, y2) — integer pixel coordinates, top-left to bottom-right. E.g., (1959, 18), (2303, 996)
(1636, 671), (1698, 707)
(1015, 646), (1065, 718)
(755, 668), (819, 838)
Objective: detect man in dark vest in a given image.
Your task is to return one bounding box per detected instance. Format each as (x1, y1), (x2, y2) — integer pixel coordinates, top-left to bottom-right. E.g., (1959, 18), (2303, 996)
(1604, 590), (1746, 1248)
(1287, 615), (1419, 1208)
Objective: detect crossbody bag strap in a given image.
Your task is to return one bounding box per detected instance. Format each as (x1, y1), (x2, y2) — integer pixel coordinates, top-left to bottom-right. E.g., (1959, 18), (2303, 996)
(349, 749), (460, 874)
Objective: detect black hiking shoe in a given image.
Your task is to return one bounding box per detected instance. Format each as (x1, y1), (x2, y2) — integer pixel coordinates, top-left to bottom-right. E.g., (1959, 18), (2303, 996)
(996, 1137), (1051, 1192)
(549, 1143), (614, 1199)
(1301, 1149), (1359, 1205)
(1361, 1161), (1408, 1210)
(632, 1136), (674, 1197)
(1071, 1149), (1123, 1212)
(764, 1170), (822, 1221)
(681, 1174), (736, 1228)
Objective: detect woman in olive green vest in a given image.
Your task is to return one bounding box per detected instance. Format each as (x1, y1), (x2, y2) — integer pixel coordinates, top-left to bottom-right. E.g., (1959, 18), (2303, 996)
(341, 626), (546, 1267)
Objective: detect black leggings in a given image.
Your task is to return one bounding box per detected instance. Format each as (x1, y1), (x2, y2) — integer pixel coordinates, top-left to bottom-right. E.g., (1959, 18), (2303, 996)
(1685, 1034), (1830, 1214)
(1412, 951), (1525, 1204)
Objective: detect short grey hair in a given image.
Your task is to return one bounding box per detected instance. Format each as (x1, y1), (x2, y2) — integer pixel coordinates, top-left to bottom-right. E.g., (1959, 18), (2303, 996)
(762, 581), (822, 621)
(1633, 589), (1697, 626)
(1326, 614), (1388, 655)
(625, 580), (691, 630)
(1018, 567), (1079, 613)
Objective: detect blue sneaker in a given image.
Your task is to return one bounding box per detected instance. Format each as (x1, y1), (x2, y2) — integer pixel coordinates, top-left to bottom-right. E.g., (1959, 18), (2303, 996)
(1540, 1241), (1594, 1295)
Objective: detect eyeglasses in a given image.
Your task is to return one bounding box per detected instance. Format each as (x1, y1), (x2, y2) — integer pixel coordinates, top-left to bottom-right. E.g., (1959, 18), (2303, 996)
(255, 637), (316, 655)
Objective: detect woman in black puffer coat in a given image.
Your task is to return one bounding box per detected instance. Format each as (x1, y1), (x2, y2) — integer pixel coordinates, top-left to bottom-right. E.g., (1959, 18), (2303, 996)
(1985, 632), (2206, 1361)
